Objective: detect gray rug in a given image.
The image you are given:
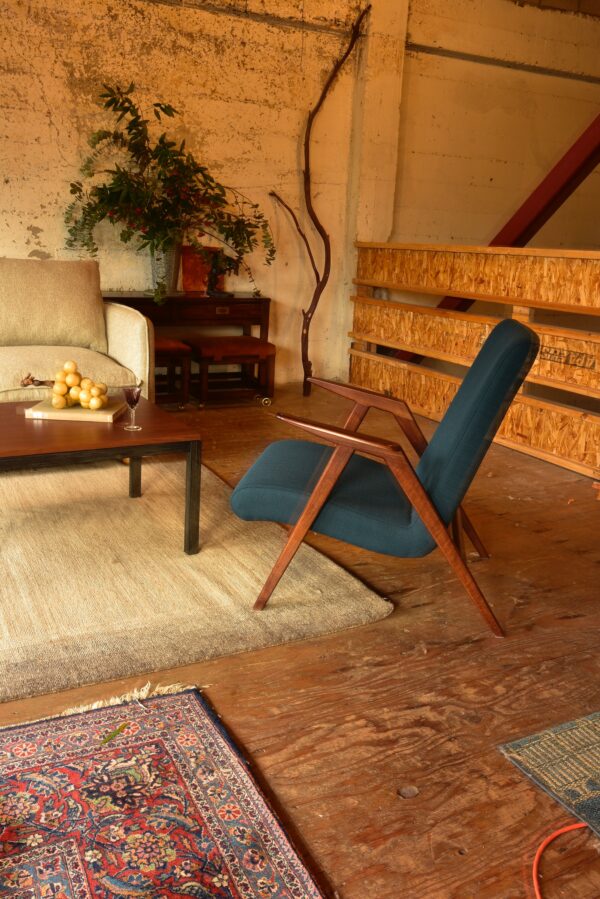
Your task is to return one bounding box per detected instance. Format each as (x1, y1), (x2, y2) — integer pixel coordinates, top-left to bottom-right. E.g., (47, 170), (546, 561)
(0, 459), (392, 702)
(500, 711), (600, 835)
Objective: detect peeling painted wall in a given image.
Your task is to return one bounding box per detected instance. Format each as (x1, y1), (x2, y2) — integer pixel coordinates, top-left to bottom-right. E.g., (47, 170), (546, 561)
(3, 0), (598, 387)
(0, 0), (398, 383)
(391, 0), (600, 249)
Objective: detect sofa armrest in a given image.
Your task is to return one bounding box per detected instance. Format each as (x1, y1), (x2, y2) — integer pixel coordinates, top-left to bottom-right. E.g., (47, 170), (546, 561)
(104, 302), (155, 401)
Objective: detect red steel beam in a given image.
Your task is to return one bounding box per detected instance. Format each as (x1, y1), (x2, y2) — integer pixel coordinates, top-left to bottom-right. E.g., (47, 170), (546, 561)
(438, 110), (600, 312)
(491, 110), (600, 248)
(385, 111), (600, 364)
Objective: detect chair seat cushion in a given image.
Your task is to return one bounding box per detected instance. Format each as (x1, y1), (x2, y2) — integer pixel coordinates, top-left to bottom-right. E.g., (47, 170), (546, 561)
(231, 439), (437, 558)
(0, 346), (137, 403)
(186, 336), (276, 362)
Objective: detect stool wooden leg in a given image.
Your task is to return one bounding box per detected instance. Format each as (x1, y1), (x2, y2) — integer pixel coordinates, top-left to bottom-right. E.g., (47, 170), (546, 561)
(199, 361), (209, 404)
(240, 362), (254, 388)
(265, 355), (275, 397)
(167, 359), (176, 394)
(181, 355), (191, 406)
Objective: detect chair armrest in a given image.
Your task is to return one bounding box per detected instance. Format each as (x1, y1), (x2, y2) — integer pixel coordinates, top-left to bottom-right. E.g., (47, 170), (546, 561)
(309, 377), (411, 417)
(276, 412), (406, 460)
(104, 302), (155, 401)
(309, 377), (429, 455)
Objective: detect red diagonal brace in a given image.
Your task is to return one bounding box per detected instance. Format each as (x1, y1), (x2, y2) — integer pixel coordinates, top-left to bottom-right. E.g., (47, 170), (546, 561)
(387, 111), (600, 362)
(439, 111), (600, 313)
(492, 111), (600, 248)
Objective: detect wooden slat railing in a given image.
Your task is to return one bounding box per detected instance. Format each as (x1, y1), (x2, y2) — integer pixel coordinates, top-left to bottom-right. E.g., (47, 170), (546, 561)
(350, 243), (600, 478)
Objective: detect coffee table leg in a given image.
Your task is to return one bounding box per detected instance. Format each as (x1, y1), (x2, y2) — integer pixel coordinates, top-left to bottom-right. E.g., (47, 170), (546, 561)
(129, 456), (142, 497)
(184, 440), (201, 554)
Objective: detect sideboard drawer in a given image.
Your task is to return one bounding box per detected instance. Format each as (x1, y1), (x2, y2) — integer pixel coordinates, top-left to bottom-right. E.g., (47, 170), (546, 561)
(182, 302), (263, 322)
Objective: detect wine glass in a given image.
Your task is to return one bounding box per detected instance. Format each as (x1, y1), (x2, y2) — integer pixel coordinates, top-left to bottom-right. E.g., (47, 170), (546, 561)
(123, 383), (142, 431)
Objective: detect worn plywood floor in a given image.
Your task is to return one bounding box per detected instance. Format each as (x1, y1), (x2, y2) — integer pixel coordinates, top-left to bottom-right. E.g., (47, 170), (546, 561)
(2, 385), (598, 899)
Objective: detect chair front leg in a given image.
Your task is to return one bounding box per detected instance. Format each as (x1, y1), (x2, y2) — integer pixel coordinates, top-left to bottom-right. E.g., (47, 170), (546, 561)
(394, 412), (489, 559)
(387, 458), (505, 638)
(254, 445), (355, 611)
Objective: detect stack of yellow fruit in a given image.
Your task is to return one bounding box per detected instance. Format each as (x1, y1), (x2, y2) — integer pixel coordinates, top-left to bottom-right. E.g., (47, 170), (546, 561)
(52, 361), (109, 411)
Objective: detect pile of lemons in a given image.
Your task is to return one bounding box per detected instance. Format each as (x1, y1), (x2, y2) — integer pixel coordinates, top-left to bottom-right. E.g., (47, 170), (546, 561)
(52, 360), (109, 411)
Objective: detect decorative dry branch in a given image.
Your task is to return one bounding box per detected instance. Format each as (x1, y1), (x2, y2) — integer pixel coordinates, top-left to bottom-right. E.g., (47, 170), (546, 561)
(270, 191), (320, 286)
(272, 5), (371, 395)
(20, 374), (53, 388)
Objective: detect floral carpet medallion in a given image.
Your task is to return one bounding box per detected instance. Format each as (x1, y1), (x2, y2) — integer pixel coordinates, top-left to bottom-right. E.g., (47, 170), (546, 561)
(0, 691), (323, 898)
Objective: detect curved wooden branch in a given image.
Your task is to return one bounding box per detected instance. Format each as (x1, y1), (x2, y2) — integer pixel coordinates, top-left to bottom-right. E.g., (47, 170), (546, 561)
(301, 4), (371, 394)
(20, 374), (53, 388)
(270, 191), (319, 286)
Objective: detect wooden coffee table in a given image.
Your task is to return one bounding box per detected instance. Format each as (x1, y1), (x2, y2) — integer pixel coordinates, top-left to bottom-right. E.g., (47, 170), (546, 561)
(0, 399), (202, 554)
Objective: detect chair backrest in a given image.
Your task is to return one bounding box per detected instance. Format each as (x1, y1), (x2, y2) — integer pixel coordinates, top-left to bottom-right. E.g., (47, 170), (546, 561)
(415, 318), (539, 526)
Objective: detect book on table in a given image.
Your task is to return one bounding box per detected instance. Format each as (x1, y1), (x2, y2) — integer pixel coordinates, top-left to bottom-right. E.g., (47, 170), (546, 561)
(25, 397), (127, 423)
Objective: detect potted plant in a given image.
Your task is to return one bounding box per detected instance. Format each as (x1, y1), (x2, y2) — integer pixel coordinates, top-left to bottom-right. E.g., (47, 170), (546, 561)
(65, 83), (275, 301)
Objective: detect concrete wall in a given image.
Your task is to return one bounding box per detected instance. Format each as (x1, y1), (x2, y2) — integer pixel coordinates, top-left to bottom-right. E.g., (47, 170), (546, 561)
(0, 0), (405, 383)
(3, 0), (599, 386)
(391, 0), (600, 249)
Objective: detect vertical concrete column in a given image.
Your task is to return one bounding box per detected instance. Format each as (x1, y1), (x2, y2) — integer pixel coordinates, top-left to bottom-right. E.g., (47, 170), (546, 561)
(348, 0), (409, 242)
(333, 0), (409, 380)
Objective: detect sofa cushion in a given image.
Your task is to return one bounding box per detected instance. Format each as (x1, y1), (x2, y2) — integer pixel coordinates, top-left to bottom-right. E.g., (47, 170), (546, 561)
(0, 258), (107, 353)
(0, 346), (137, 403)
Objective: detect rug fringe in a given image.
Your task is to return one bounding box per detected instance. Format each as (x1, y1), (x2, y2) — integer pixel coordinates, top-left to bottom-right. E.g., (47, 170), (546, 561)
(15, 683), (198, 727)
(61, 682), (196, 716)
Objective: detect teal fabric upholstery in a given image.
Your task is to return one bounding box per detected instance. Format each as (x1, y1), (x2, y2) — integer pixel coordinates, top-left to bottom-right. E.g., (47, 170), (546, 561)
(231, 319), (539, 558)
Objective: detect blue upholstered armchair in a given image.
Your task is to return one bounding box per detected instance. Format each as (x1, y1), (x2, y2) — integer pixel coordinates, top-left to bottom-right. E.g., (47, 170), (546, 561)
(231, 319), (539, 637)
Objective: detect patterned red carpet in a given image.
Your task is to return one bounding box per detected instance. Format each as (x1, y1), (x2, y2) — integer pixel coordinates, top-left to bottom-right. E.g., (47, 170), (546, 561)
(0, 690), (323, 897)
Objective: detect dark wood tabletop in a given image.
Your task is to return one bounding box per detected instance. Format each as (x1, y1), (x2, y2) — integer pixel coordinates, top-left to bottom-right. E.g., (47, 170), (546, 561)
(0, 399), (202, 459)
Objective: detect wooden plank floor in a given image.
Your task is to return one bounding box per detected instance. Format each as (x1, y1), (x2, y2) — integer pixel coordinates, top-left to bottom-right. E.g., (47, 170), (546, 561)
(2, 385), (599, 898)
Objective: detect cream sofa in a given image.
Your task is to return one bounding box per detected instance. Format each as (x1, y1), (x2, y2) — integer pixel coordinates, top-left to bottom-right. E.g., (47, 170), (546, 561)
(0, 257), (154, 403)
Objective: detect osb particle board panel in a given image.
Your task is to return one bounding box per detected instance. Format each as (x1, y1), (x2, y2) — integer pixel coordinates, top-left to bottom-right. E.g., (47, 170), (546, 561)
(349, 350), (600, 478)
(350, 296), (600, 398)
(355, 244), (600, 314)
(352, 296), (494, 363)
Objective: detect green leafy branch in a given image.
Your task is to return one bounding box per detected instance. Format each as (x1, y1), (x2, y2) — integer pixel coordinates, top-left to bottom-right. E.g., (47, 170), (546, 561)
(65, 83), (275, 298)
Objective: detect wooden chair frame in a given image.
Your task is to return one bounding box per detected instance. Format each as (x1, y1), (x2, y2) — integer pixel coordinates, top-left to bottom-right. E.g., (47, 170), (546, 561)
(254, 377), (504, 638)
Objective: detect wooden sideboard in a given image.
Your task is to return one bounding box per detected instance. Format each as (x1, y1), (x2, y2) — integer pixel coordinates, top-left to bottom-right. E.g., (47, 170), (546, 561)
(102, 292), (271, 340)
(103, 292), (273, 402)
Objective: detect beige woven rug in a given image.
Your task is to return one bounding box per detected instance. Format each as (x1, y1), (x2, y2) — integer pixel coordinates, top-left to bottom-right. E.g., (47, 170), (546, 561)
(0, 459), (392, 702)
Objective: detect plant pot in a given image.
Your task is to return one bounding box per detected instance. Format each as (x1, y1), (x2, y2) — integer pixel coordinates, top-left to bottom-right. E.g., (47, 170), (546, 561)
(181, 246), (225, 294)
(151, 244), (182, 295)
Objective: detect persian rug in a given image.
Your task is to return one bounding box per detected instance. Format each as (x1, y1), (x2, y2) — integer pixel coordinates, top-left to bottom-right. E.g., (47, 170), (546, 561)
(0, 689), (324, 897)
(0, 459), (392, 703)
(500, 711), (600, 835)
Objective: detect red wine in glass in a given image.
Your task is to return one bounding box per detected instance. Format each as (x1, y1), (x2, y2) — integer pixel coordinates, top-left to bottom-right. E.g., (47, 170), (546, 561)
(123, 385), (142, 431)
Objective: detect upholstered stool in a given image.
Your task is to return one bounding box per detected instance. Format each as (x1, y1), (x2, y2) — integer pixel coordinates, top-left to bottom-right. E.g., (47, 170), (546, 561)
(185, 335), (276, 404)
(154, 336), (192, 406)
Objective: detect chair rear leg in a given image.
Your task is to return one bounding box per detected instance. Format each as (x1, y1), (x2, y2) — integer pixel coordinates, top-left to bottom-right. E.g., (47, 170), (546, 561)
(451, 510), (467, 562)
(459, 508), (490, 559)
(435, 525), (504, 637)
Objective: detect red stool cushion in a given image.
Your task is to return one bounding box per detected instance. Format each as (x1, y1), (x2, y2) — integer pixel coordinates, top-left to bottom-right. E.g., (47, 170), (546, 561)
(186, 336), (276, 362)
(154, 336), (192, 355)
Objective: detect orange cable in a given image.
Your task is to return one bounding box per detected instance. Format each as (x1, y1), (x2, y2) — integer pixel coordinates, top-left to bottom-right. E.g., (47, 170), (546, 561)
(532, 821), (588, 899)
